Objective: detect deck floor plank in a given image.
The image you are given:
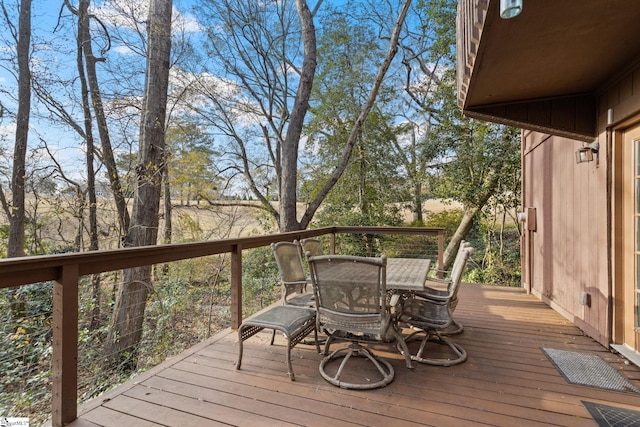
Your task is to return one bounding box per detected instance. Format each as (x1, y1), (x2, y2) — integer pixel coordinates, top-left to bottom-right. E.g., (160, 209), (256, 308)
(178, 345), (588, 426)
(70, 284), (640, 427)
(80, 406), (161, 427)
(169, 357), (467, 426)
(102, 393), (228, 427)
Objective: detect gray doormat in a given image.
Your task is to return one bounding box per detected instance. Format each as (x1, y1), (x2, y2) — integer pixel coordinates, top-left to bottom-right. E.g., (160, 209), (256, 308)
(542, 347), (640, 393)
(583, 401), (640, 427)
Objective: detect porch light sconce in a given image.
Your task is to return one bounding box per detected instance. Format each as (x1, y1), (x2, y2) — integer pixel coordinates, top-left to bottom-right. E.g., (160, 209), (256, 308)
(500, 0), (523, 19)
(575, 141), (599, 164)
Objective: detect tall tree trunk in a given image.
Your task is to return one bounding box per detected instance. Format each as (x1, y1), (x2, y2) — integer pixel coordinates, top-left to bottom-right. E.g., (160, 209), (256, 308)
(358, 145), (366, 215)
(279, 0), (316, 232)
(163, 165), (172, 244)
(106, 0), (173, 369)
(8, 0), (31, 258)
(443, 205), (478, 270)
(443, 169), (500, 270)
(76, 0), (102, 329)
(77, 1), (130, 234)
(413, 182), (423, 223)
(161, 165), (172, 274)
(7, 0), (31, 319)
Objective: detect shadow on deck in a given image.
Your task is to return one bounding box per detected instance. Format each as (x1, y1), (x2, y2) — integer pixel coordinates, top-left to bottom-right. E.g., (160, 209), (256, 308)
(69, 284), (640, 426)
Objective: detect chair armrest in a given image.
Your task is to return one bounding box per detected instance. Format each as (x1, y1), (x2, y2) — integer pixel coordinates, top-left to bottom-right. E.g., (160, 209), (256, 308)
(414, 291), (450, 303)
(424, 277), (451, 285)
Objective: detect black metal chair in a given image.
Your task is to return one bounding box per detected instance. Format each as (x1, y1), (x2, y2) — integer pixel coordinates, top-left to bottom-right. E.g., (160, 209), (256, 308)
(397, 246), (473, 366)
(300, 238), (324, 257)
(308, 254), (412, 389)
(271, 241), (315, 308)
(414, 241), (473, 335)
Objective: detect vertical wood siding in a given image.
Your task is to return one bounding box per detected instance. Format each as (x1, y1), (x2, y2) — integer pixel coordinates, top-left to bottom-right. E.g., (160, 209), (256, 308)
(523, 131), (608, 345)
(523, 61), (640, 347)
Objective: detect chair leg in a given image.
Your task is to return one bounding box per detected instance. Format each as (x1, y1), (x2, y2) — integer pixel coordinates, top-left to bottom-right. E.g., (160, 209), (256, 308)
(389, 325), (413, 369)
(441, 318), (464, 336)
(285, 334), (295, 381)
(319, 342), (395, 389)
(236, 329), (244, 370)
(322, 334), (335, 355)
(405, 329), (467, 366)
(312, 327), (321, 353)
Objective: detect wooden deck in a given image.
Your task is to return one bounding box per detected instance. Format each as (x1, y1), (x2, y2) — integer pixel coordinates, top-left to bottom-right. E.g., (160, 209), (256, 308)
(70, 284), (640, 426)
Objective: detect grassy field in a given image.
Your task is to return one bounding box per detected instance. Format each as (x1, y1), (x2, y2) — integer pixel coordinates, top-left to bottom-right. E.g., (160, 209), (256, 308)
(2, 195), (463, 253)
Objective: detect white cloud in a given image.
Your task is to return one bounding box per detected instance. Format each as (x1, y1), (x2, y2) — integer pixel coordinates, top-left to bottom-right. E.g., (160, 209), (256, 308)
(114, 45), (135, 55)
(93, 0), (201, 34)
(174, 11), (201, 33)
(92, 0), (148, 30)
(0, 123), (16, 140)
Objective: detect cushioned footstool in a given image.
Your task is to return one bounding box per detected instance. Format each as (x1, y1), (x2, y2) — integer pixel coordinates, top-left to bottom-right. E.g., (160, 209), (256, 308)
(236, 305), (319, 380)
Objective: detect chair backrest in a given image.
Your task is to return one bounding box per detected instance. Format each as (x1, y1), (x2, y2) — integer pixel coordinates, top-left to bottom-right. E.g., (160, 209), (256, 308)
(447, 247), (473, 298)
(271, 241), (307, 285)
(308, 254), (388, 335)
(448, 241), (471, 274)
(430, 240), (471, 279)
(300, 238), (324, 258)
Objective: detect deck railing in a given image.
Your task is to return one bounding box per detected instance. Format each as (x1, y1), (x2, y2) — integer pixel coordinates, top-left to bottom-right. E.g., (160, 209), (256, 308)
(0, 226), (444, 427)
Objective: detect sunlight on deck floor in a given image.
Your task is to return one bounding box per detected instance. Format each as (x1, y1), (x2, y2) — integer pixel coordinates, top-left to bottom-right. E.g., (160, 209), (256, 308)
(67, 284), (640, 427)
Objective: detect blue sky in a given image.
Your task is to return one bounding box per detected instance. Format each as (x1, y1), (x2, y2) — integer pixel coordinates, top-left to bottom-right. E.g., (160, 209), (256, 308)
(0, 0), (202, 182)
(0, 0), (410, 189)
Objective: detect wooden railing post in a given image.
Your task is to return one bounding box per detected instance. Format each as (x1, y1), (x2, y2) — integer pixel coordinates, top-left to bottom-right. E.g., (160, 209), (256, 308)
(329, 233), (336, 254)
(230, 243), (242, 329)
(52, 264), (79, 427)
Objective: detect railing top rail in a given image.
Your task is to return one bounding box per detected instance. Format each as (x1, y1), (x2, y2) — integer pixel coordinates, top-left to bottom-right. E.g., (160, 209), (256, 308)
(334, 226), (444, 236)
(0, 226), (444, 288)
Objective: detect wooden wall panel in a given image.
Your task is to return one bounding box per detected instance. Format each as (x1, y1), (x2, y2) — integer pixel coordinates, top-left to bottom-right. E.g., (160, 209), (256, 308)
(523, 132), (609, 345)
(599, 64), (640, 128)
(523, 61), (640, 347)
(467, 95), (597, 141)
(619, 74), (633, 104)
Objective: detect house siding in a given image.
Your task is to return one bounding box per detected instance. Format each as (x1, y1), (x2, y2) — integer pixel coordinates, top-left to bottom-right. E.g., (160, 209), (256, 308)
(522, 61), (640, 347)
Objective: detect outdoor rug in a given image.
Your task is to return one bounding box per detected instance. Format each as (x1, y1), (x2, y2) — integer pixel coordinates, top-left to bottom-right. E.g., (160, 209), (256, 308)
(582, 401), (640, 427)
(542, 347), (640, 393)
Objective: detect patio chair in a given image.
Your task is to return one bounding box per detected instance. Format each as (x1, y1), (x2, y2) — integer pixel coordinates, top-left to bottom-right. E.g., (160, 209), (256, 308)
(415, 241), (473, 335)
(307, 254), (412, 389)
(271, 241), (315, 308)
(300, 238), (324, 257)
(397, 246), (473, 366)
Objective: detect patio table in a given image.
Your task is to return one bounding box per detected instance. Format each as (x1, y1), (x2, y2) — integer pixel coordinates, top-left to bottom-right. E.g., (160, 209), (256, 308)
(308, 256), (432, 292)
(386, 258), (432, 291)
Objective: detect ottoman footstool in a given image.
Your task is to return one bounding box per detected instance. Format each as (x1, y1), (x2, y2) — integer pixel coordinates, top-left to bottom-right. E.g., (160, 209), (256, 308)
(237, 305), (319, 380)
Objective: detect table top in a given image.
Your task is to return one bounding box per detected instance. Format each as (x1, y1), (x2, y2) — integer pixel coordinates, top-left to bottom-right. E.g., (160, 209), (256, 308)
(310, 256), (431, 292)
(386, 258), (431, 291)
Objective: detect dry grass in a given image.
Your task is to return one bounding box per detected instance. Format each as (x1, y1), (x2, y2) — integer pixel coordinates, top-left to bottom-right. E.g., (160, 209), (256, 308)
(3, 195), (462, 253)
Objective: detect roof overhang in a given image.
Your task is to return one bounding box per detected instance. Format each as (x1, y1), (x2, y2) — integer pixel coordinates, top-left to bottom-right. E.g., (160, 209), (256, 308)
(457, 0), (640, 141)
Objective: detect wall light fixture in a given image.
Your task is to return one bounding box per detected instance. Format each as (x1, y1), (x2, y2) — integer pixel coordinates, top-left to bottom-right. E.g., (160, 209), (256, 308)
(575, 141), (599, 164)
(500, 0), (523, 19)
